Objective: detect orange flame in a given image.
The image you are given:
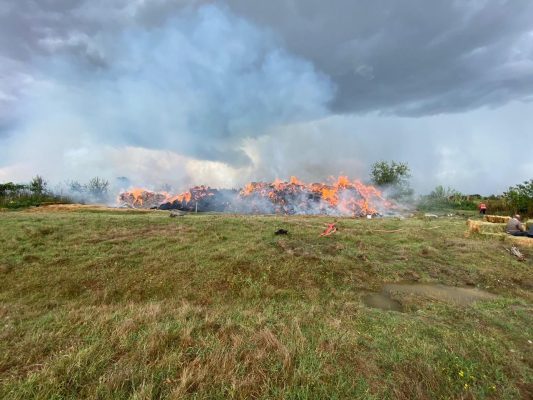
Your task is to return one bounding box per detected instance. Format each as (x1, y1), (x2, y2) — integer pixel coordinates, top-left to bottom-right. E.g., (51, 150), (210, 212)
(118, 176), (393, 216)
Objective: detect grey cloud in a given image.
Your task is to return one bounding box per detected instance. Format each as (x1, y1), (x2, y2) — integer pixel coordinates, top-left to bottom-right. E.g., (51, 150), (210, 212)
(227, 0), (533, 115)
(2, 1), (533, 116)
(1, 4), (333, 167)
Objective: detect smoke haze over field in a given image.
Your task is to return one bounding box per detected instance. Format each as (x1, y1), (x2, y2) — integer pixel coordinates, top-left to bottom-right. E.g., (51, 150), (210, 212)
(1, 1), (532, 194)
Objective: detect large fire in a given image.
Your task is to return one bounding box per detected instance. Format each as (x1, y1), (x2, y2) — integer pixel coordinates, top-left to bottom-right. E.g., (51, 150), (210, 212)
(118, 176), (394, 216)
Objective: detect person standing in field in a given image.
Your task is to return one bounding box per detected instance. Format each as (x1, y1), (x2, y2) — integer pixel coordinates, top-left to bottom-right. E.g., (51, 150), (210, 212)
(506, 214), (533, 237)
(479, 202), (487, 215)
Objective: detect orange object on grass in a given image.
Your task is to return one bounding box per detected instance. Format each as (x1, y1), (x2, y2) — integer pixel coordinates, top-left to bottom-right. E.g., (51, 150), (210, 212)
(320, 223), (337, 237)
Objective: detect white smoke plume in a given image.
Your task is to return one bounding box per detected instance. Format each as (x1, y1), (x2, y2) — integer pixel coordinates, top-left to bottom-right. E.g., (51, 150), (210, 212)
(1, 1), (532, 196)
(0, 4), (333, 191)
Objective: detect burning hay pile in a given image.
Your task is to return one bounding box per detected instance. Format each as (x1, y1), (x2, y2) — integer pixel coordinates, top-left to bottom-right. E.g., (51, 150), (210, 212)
(118, 189), (169, 209)
(159, 186), (236, 212)
(118, 176), (395, 217)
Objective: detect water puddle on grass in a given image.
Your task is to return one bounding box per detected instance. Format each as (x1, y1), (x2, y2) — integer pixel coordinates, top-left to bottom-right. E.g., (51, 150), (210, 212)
(362, 293), (403, 312)
(363, 283), (496, 312)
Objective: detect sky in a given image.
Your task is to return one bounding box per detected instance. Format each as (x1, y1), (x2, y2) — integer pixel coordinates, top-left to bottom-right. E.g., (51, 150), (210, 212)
(0, 0), (532, 194)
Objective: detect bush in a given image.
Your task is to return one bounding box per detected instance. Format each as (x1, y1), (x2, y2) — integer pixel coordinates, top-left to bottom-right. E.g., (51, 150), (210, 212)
(370, 161), (413, 200)
(0, 176), (72, 209)
(484, 197), (509, 215)
(418, 180), (533, 217)
(87, 177), (110, 202)
(503, 179), (533, 216)
(418, 185), (477, 211)
(68, 177), (110, 203)
(29, 175), (47, 194)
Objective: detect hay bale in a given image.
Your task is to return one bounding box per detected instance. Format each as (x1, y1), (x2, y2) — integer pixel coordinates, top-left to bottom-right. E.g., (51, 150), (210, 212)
(480, 232), (506, 238)
(467, 219), (506, 235)
(484, 215), (510, 223)
(466, 219), (481, 235)
(506, 235), (533, 248)
(466, 219), (533, 247)
(481, 222), (507, 234)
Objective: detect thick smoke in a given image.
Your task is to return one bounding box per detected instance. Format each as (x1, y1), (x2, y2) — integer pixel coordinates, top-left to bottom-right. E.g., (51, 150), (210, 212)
(242, 103), (533, 195)
(0, 4), (333, 188)
(1, 1), (532, 196)
(227, 0), (533, 115)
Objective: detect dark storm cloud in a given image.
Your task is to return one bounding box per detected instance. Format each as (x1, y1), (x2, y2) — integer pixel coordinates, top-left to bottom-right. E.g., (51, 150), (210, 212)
(227, 0), (533, 115)
(2, 1), (532, 116)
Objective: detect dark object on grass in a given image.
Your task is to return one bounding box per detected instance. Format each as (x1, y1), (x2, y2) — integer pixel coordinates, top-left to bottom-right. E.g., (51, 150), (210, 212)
(169, 210), (185, 218)
(275, 229), (288, 235)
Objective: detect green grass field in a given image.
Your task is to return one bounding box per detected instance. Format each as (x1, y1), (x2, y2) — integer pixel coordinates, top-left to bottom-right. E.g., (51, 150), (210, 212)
(1, 207), (532, 399)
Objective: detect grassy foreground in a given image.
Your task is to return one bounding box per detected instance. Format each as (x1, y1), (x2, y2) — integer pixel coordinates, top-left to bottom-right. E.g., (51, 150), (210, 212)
(0, 207), (532, 399)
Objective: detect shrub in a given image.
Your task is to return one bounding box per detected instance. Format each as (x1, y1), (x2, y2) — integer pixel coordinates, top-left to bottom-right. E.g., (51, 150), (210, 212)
(370, 161), (413, 200)
(67, 177), (110, 203)
(29, 175), (47, 194)
(503, 179), (533, 216)
(418, 186), (477, 211)
(0, 176), (72, 209)
(87, 177), (110, 202)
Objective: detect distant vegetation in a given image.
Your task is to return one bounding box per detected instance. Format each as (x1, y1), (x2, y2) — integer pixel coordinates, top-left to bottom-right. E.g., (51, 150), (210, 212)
(370, 160), (414, 200)
(369, 160), (532, 217)
(68, 177), (110, 203)
(417, 185), (479, 211)
(417, 180), (533, 217)
(0, 176), (72, 209)
(1, 170), (532, 217)
(0, 176), (112, 209)
(504, 179), (533, 216)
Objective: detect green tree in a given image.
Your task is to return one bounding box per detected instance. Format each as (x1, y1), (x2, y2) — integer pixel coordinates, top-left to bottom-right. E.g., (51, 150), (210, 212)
(68, 180), (85, 194)
(1, 178), (72, 209)
(86, 177), (110, 202)
(504, 179), (533, 214)
(419, 185), (476, 210)
(0, 182), (27, 196)
(428, 185), (458, 199)
(29, 175), (47, 195)
(370, 161), (410, 186)
(370, 161), (413, 200)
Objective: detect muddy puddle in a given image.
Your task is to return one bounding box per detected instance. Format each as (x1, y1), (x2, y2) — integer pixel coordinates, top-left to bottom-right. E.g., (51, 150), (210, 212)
(363, 283), (496, 312)
(362, 293), (403, 312)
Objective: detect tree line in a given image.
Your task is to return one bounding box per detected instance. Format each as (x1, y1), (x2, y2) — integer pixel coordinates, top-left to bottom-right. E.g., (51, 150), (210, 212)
(0, 176), (110, 209)
(369, 160), (533, 216)
(1, 166), (532, 216)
